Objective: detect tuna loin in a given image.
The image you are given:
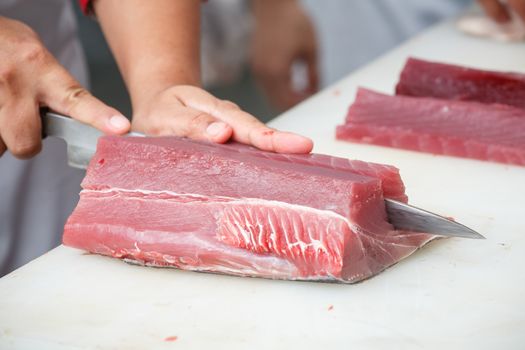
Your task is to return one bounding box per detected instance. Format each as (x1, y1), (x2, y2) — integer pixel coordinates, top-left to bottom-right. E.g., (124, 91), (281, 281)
(336, 88), (525, 166)
(396, 57), (525, 110)
(63, 136), (434, 283)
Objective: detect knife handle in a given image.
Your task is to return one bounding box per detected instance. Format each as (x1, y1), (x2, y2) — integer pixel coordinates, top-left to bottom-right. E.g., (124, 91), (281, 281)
(40, 107), (50, 139)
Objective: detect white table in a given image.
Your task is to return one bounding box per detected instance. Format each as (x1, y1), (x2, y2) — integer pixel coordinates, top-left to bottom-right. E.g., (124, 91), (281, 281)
(1, 20), (525, 350)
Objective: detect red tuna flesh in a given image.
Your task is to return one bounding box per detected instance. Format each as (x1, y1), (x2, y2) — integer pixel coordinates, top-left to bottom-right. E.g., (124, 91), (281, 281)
(396, 57), (525, 110)
(63, 136), (434, 283)
(336, 88), (525, 166)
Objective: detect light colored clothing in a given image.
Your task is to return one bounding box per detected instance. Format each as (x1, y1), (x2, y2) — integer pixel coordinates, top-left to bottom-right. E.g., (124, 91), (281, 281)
(0, 0), (88, 276)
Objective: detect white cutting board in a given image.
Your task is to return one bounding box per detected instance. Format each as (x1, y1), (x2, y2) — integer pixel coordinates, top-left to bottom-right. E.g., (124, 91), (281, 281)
(1, 20), (525, 350)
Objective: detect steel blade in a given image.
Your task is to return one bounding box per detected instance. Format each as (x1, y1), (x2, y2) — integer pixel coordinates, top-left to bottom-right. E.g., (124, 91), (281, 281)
(385, 199), (484, 239)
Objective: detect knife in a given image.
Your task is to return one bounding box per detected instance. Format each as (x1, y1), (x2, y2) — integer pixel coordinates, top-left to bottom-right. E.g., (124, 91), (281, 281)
(41, 110), (484, 240)
(41, 110), (143, 168)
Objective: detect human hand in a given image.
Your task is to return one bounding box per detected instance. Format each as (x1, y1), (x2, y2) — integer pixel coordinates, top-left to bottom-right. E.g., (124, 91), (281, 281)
(251, 0), (319, 111)
(478, 0), (525, 22)
(131, 85), (313, 153)
(0, 16), (130, 159)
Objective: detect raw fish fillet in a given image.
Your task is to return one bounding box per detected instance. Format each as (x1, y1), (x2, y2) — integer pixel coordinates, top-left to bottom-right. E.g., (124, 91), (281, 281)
(336, 88), (525, 166)
(396, 58), (525, 110)
(63, 136), (434, 283)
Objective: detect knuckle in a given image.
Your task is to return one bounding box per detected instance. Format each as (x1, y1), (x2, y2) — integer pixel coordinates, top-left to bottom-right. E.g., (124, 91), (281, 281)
(0, 63), (16, 85)
(189, 112), (212, 130)
(178, 112), (212, 138)
(19, 41), (48, 64)
(219, 100), (240, 111)
(62, 85), (90, 113)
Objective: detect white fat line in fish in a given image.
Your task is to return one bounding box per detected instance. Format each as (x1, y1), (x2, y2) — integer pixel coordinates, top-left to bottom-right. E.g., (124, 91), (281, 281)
(82, 187), (233, 202)
(291, 214), (306, 262)
(244, 208), (258, 251)
(281, 213), (292, 257)
(256, 219), (265, 251)
(267, 210), (278, 252)
(231, 212), (249, 247)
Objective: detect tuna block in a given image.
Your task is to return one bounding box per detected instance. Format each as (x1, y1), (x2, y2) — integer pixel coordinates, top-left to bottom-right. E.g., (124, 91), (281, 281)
(396, 57), (525, 110)
(336, 88), (525, 166)
(64, 136), (434, 283)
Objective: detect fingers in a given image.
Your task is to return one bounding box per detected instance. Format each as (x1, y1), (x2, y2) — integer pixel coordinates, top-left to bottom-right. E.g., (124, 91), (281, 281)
(135, 105), (233, 143)
(508, 0), (525, 21)
(40, 65), (130, 135)
(134, 85), (313, 154)
(478, 0), (511, 23)
(0, 100), (42, 159)
(188, 92), (313, 154)
(245, 128), (314, 154)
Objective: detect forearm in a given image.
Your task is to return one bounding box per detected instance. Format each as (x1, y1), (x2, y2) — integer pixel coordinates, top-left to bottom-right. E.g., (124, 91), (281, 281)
(94, 0), (201, 110)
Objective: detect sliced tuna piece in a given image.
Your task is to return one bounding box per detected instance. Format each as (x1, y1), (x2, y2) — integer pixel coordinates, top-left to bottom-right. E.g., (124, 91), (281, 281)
(396, 57), (525, 110)
(336, 88), (525, 166)
(63, 136), (433, 283)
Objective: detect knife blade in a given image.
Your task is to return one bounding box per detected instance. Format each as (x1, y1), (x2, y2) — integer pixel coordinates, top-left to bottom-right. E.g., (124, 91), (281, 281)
(41, 110), (484, 240)
(41, 109), (142, 169)
(384, 199), (484, 239)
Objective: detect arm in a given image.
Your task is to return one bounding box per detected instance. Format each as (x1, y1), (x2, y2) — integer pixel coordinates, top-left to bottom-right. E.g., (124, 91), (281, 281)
(94, 0), (313, 153)
(0, 16), (130, 159)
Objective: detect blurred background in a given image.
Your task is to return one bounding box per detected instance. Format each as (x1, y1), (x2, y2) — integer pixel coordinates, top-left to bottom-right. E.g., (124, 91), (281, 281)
(73, 1), (277, 123)
(73, 0), (471, 124)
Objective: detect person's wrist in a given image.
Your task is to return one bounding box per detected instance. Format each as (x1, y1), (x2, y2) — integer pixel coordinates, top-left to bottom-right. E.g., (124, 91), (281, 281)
(129, 75), (200, 116)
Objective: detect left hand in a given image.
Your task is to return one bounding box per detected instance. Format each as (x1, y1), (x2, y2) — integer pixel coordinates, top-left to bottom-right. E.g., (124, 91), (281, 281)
(131, 85), (313, 154)
(251, 0), (319, 111)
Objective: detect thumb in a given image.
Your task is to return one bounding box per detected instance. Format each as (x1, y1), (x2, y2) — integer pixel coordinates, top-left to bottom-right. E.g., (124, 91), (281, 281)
(40, 66), (130, 134)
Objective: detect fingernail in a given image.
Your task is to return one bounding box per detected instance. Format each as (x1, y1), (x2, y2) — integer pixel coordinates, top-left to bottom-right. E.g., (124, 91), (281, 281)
(109, 115), (130, 131)
(206, 122), (226, 136)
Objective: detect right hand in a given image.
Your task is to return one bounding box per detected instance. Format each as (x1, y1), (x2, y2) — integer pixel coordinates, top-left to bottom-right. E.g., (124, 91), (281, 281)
(132, 85), (314, 154)
(0, 16), (130, 159)
(478, 0), (525, 23)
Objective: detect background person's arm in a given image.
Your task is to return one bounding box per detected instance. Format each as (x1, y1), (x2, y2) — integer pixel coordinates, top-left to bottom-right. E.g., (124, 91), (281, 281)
(94, 0), (313, 154)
